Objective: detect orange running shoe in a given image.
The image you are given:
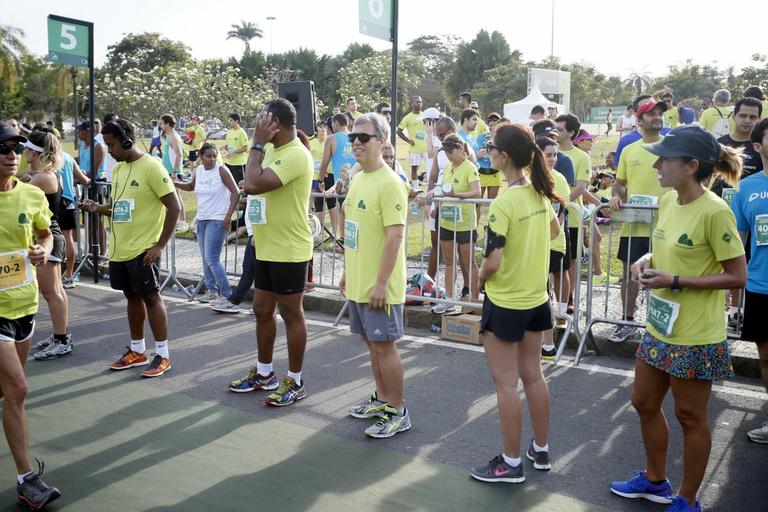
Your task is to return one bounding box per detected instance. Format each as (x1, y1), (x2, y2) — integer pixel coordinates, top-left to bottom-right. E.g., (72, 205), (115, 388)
(141, 354), (172, 378)
(109, 347), (148, 370)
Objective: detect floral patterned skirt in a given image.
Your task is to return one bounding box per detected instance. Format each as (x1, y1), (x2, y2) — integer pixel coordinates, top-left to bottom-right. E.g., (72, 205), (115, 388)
(636, 332), (734, 381)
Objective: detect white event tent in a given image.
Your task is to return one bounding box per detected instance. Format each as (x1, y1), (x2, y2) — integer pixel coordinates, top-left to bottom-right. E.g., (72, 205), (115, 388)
(502, 84), (565, 124)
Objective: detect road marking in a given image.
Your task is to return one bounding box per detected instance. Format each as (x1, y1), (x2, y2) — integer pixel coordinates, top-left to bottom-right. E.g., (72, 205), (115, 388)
(76, 282), (767, 401)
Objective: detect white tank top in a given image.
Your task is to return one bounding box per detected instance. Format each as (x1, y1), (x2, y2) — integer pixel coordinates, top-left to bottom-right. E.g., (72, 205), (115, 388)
(194, 164), (231, 221)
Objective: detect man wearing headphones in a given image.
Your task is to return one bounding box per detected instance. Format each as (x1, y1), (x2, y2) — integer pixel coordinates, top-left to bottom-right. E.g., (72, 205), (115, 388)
(82, 120), (181, 378)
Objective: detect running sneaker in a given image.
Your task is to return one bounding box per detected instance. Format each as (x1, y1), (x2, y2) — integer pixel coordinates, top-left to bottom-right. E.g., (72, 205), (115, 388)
(747, 421), (768, 443)
(608, 324), (639, 343)
(265, 376), (306, 406)
(209, 296), (230, 307)
(665, 496), (701, 512)
(229, 368), (279, 393)
(593, 273), (620, 286)
(175, 220), (189, 232)
(33, 340), (73, 361)
(364, 405), (411, 438)
(525, 438), (551, 470)
(349, 392), (388, 419)
(198, 290), (219, 303)
(609, 470), (673, 504)
(432, 303), (457, 314)
(109, 347), (149, 370)
(470, 455), (525, 483)
(16, 460), (61, 510)
(141, 354), (172, 378)
(211, 300), (242, 314)
(34, 336), (55, 350)
(541, 347), (557, 361)
(62, 277), (75, 289)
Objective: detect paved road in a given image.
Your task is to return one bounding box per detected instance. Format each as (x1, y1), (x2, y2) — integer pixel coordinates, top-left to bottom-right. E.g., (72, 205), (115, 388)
(2, 283), (766, 511)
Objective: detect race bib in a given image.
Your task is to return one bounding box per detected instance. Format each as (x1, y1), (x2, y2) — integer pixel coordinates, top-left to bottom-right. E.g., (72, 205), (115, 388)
(247, 196), (267, 225)
(344, 219), (359, 251)
(721, 188), (736, 207)
(112, 199), (135, 223)
(648, 294), (681, 337)
(756, 214), (768, 246)
(628, 194), (658, 206)
(0, 250), (33, 291)
(440, 204), (463, 223)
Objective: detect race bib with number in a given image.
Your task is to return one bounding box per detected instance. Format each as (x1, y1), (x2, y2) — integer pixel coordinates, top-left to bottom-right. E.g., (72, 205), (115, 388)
(112, 199), (135, 223)
(344, 219), (359, 251)
(440, 204), (463, 223)
(721, 188), (736, 207)
(628, 194), (658, 206)
(0, 250), (33, 291)
(648, 294), (681, 337)
(247, 196), (267, 225)
(756, 214), (768, 246)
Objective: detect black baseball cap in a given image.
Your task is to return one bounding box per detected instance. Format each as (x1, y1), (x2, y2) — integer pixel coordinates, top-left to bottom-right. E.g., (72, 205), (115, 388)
(644, 125), (719, 165)
(0, 121), (27, 144)
(534, 125), (556, 138)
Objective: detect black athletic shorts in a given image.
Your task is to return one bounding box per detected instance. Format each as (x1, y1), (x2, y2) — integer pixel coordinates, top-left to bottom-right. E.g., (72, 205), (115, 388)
(568, 227), (581, 260)
(253, 258), (308, 295)
(0, 314), (35, 343)
(49, 221), (66, 263)
(481, 296), (552, 342)
(617, 236), (650, 265)
(741, 289), (768, 343)
(187, 150), (199, 163)
(109, 250), (161, 294)
(226, 164), (245, 184)
(439, 227), (476, 244)
(58, 208), (76, 231)
(313, 175), (337, 211)
(549, 249), (571, 273)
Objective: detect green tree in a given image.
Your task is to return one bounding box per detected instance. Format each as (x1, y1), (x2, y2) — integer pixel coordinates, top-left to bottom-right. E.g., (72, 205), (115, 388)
(406, 34), (461, 81)
(226, 21), (263, 55)
(471, 62), (528, 114)
(651, 60), (725, 101)
(624, 69), (653, 96)
(446, 30), (511, 99)
(0, 24), (27, 88)
(104, 33), (192, 75)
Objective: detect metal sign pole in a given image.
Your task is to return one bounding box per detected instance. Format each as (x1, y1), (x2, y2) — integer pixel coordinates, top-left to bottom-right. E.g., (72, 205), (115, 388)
(390, 0), (398, 147)
(88, 24), (98, 283)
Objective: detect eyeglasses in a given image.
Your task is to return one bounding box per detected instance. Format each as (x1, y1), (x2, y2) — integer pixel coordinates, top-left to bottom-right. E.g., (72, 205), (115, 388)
(348, 133), (378, 144)
(485, 142), (500, 153)
(0, 142), (21, 155)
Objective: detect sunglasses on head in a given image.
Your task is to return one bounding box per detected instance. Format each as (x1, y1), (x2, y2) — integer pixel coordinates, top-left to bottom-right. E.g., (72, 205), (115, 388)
(348, 133), (378, 144)
(0, 142), (22, 155)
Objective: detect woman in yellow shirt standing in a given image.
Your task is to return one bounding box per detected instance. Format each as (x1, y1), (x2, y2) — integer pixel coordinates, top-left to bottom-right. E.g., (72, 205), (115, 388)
(610, 125), (746, 512)
(470, 124), (562, 484)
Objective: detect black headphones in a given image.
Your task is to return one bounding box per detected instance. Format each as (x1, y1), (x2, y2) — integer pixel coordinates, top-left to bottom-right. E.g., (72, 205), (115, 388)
(107, 121), (134, 150)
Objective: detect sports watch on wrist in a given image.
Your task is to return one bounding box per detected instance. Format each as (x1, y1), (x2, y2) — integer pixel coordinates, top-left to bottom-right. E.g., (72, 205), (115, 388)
(250, 143), (265, 152)
(671, 275), (682, 292)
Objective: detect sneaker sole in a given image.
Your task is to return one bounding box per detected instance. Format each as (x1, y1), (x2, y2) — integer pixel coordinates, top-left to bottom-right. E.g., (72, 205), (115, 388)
(364, 424), (411, 439)
(265, 391), (307, 407)
(211, 307), (241, 314)
(34, 350), (73, 361)
(141, 364), (172, 378)
(747, 433), (768, 444)
(110, 360), (150, 370)
(17, 489), (62, 510)
(228, 382), (279, 393)
(609, 488), (673, 504)
(469, 472), (525, 484)
(525, 451), (551, 470)
(348, 410), (386, 419)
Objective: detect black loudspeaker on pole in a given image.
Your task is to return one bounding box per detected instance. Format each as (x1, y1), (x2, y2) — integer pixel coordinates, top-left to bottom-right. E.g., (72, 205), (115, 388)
(277, 81), (317, 137)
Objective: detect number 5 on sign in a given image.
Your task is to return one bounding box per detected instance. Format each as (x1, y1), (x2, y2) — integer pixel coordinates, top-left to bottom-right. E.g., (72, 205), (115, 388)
(47, 15), (91, 67)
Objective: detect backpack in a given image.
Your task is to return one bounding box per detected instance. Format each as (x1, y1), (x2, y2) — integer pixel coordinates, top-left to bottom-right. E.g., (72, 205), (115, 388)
(712, 107), (731, 138)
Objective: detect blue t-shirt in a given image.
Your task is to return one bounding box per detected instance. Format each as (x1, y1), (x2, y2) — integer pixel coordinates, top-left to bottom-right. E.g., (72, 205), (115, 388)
(331, 132), (356, 181)
(59, 152), (76, 202)
(731, 172), (768, 294)
(614, 128), (671, 167)
(555, 151), (575, 186)
(78, 139), (106, 179)
(476, 132), (491, 169)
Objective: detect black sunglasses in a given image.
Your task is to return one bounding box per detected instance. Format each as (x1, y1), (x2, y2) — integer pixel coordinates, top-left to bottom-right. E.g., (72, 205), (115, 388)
(0, 142), (22, 155)
(348, 133), (378, 144)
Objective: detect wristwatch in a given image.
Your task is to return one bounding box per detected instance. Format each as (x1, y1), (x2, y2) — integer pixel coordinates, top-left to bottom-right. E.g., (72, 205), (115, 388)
(671, 275), (682, 292)
(250, 143), (265, 153)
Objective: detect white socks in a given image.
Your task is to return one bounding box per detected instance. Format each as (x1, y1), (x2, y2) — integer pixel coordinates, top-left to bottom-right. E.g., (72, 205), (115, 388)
(256, 361), (273, 377)
(502, 453), (521, 467)
(533, 440), (549, 452)
(17, 470), (33, 485)
(557, 302), (568, 315)
(130, 338), (146, 354)
(155, 340), (169, 359)
(542, 343), (556, 351)
(287, 370), (302, 386)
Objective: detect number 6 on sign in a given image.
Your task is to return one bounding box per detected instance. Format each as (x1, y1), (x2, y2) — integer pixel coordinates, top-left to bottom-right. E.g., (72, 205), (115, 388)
(60, 24), (77, 49)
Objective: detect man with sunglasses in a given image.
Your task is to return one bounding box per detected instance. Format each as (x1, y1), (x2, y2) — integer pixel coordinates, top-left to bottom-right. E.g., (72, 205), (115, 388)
(340, 113), (411, 438)
(375, 102), (392, 126)
(230, 99), (313, 407)
(0, 122), (61, 509)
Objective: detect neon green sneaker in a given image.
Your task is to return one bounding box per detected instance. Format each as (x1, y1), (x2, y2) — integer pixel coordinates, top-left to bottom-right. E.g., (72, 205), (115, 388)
(264, 376), (306, 407)
(349, 392), (388, 419)
(364, 405), (411, 439)
(593, 273), (620, 286)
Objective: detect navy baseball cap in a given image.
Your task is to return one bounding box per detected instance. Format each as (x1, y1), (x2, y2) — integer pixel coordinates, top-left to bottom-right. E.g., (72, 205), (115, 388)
(644, 125), (719, 165)
(0, 121), (26, 144)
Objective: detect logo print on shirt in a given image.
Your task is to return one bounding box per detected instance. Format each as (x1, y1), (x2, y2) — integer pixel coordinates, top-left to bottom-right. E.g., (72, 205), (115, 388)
(489, 214), (496, 223)
(357, 199), (366, 210)
(130, 179), (139, 188)
(395, 203), (402, 211)
(677, 234), (693, 247)
(722, 233), (732, 243)
(18, 213), (29, 224)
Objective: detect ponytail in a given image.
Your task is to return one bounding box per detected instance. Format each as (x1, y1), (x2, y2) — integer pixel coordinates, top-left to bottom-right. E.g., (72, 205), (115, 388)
(529, 145), (564, 203)
(690, 144), (743, 187)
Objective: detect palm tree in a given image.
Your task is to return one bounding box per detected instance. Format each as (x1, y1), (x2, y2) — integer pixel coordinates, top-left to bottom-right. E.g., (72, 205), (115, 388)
(0, 24), (28, 88)
(624, 69), (653, 96)
(226, 21), (263, 55)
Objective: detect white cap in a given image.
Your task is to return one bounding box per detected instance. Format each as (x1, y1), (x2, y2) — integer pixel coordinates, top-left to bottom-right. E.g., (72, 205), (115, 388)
(418, 107), (440, 120)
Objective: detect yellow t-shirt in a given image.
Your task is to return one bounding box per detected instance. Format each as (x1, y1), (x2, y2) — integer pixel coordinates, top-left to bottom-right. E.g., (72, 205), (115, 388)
(616, 138), (671, 237)
(309, 137), (324, 181)
(440, 159), (480, 232)
(343, 166), (408, 305)
(349, 111), (363, 120)
(663, 108), (679, 128)
(485, 185), (555, 309)
(398, 112), (427, 154)
(183, 125), (206, 153)
(109, 154), (176, 262)
(251, 138), (314, 262)
(560, 146), (591, 224)
(551, 171), (570, 254)
(699, 106), (735, 134)
(225, 126), (249, 166)
(648, 190), (744, 345)
(470, 118), (489, 139)
(0, 178), (52, 320)
(762, 100), (768, 119)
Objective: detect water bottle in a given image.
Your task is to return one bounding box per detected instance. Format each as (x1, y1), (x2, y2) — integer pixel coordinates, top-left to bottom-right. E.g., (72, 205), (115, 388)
(172, 284), (180, 291)
(185, 285), (195, 296)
